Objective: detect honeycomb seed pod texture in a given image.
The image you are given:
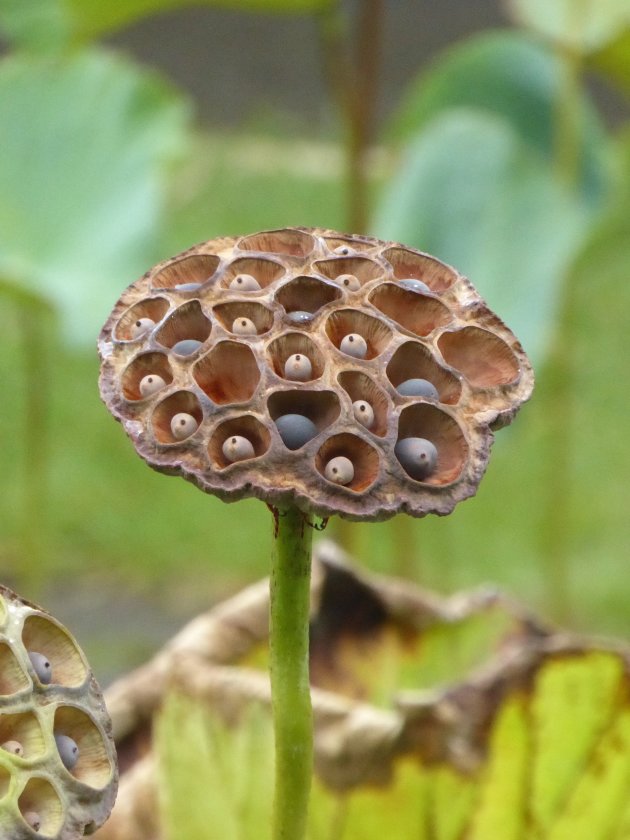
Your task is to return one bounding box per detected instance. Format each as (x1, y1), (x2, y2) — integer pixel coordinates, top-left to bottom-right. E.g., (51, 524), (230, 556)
(99, 228), (533, 521)
(0, 585), (117, 839)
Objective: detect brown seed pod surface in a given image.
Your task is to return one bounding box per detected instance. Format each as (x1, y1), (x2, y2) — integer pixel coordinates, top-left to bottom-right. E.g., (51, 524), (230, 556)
(98, 228), (533, 521)
(0, 585), (117, 839)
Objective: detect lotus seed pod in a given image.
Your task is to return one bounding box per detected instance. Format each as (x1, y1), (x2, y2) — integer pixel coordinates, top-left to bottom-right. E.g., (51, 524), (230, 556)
(340, 333), (368, 359)
(230, 273), (261, 291)
(395, 437), (438, 481)
(352, 400), (375, 429)
(324, 456), (354, 485)
(275, 414), (318, 450)
(284, 353), (313, 382)
(28, 650), (52, 684)
(130, 317), (155, 339)
(232, 316), (257, 335)
(99, 227), (533, 521)
(170, 413), (198, 440)
(139, 374), (167, 398)
(400, 278), (430, 294)
(1, 740), (23, 756)
(336, 273), (360, 291)
(171, 339), (203, 356)
(174, 282), (202, 292)
(222, 435), (256, 463)
(0, 584), (117, 838)
(397, 378), (439, 400)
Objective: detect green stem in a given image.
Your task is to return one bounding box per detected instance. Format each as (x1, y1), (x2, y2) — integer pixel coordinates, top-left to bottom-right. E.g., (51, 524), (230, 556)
(270, 505), (314, 840)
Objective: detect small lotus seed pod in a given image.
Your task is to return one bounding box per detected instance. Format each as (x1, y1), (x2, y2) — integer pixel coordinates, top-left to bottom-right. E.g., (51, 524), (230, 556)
(395, 437), (438, 481)
(174, 282), (202, 292)
(230, 273), (261, 291)
(55, 733), (79, 771)
(284, 353), (313, 382)
(139, 374), (167, 398)
(352, 399), (375, 429)
(232, 316), (257, 335)
(23, 812), (41, 832)
(396, 378), (439, 399)
(340, 333), (368, 359)
(336, 274), (360, 292)
(276, 414), (318, 450)
(287, 310), (313, 324)
(324, 456), (354, 485)
(1, 740), (23, 756)
(400, 278), (430, 294)
(222, 435), (255, 463)
(333, 245), (351, 256)
(130, 317), (155, 339)
(171, 338), (203, 356)
(28, 650), (52, 684)
(170, 412), (198, 440)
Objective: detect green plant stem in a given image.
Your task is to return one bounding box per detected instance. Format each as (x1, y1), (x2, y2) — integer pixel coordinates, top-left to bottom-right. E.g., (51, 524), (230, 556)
(270, 505), (314, 840)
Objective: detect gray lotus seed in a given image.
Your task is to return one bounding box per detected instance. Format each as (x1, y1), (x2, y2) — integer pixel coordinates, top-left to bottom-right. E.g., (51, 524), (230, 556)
(55, 733), (79, 771)
(28, 651), (52, 684)
(222, 435), (255, 463)
(232, 317), (257, 335)
(395, 437), (438, 480)
(396, 378), (439, 399)
(174, 282), (202, 292)
(23, 811), (41, 832)
(139, 374), (167, 398)
(340, 333), (368, 359)
(2, 740), (23, 756)
(284, 353), (313, 381)
(324, 456), (354, 485)
(336, 274), (360, 292)
(352, 400), (375, 429)
(130, 317), (155, 339)
(170, 412), (198, 440)
(230, 273), (261, 291)
(287, 310), (313, 324)
(171, 339), (203, 356)
(400, 278), (430, 294)
(275, 414), (318, 450)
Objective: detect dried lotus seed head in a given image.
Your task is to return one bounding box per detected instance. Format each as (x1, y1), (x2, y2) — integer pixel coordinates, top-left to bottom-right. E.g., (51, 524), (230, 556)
(28, 650), (52, 684)
(324, 456), (354, 485)
(336, 274), (360, 291)
(2, 740), (23, 756)
(139, 374), (166, 398)
(170, 413), (198, 440)
(230, 273), (260, 291)
(232, 317), (257, 335)
(352, 400), (375, 429)
(222, 435), (255, 463)
(130, 318), (155, 339)
(284, 353), (313, 381)
(339, 333), (368, 359)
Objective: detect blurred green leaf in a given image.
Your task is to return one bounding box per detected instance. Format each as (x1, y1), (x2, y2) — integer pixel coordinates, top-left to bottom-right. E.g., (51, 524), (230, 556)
(0, 0), (333, 50)
(590, 28), (630, 97)
(373, 109), (590, 362)
(0, 49), (191, 343)
(388, 31), (608, 201)
(507, 0), (630, 54)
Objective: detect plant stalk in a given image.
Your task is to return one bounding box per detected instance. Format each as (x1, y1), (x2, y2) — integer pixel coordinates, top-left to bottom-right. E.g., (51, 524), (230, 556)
(269, 505), (314, 840)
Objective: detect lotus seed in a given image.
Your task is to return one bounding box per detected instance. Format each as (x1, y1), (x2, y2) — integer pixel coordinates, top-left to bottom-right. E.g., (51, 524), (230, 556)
(170, 412), (198, 440)
(396, 378), (439, 399)
(230, 273), (261, 291)
(400, 278), (430, 294)
(174, 282), (202, 292)
(232, 317), (257, 335)
(287, 310), (313, 324)
(222, 435), (255, 463)
(336, 274), (360, 292)
(130, 317), (155, 339)
(395, 437), (438, 480)
(28, 651), (52, 684)
(55, 733), (79, 771)
(1, 740), (23, 756)
(171, 339), (203, 356)
(275, 414), (317, 450)
(284, 353), (313, 381)
(324, 456), (354, 485)
(23, 812), (41, 832)
(340, 333), (368, 359)
(333, 246), (351, 255)
(352, 400), (375, 429)
(139, 374), (167, 398)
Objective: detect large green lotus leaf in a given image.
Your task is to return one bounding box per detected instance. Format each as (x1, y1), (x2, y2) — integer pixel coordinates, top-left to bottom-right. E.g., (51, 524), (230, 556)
(373, 108), (590, 363)
(388, 31), (608, 201)
(0, 50), (190, 343)
(0, 0), (332, 49)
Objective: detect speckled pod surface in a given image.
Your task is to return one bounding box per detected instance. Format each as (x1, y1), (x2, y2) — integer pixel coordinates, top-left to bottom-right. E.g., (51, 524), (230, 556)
(0, 586), (117, 839)
(99, 227), (533, 521)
